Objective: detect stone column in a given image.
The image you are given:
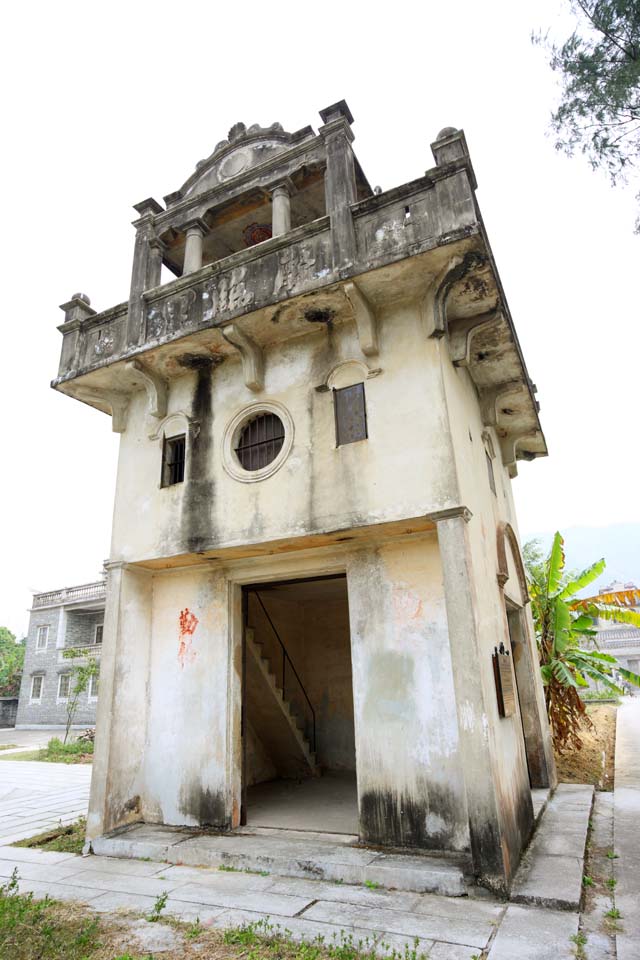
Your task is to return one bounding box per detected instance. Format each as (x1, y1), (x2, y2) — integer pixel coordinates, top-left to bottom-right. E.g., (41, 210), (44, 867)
(437, 511), (518, 893)
(182, 218), (208, 275)
(147, 237), (166, 290)
(271, 182), (291, 236)
(319, 100), (357, 271)
(127, 198), (163, 347)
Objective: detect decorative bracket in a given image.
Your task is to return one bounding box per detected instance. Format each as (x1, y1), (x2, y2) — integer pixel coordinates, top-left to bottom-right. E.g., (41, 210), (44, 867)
(500, 431), (538, 474)
(448, 310), (502, 366)
(74, 387), (130, 433)
(478, 382), (524, 428)
(344, 281), (379, 357)
(125, 358), (168, 419)
(422, 256), (463, 339)
(222, 323), (264, 392)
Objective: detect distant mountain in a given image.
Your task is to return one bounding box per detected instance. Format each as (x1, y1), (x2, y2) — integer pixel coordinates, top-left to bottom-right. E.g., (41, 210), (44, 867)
(522, 523), (640, 593)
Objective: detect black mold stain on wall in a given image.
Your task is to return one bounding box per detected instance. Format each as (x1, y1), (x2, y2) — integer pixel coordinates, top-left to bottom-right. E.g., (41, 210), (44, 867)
(181, 357), (215, 553)
(179, 782), (228, 827)
(360, 782), (466, 852)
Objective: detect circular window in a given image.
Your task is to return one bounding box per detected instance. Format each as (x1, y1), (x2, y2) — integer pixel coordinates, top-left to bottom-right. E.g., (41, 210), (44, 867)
(223, 401), (294, 483)
(235, 412), (285, 471)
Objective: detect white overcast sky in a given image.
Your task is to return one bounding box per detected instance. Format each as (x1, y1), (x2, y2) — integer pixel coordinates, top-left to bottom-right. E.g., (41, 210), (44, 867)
(0, 0), (638, 637)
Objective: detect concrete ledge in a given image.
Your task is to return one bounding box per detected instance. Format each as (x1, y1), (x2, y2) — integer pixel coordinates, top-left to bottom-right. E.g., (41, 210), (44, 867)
(510, 783), (594, 911)
(92, 823), (470, 896)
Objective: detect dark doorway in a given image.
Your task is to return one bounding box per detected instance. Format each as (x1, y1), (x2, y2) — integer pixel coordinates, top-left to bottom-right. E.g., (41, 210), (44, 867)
(241, 574), (358, 834)
(507, 604), (549, 788)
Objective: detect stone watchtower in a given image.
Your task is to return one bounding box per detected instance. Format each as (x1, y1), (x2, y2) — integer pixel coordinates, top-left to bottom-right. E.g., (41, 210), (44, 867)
(54, 100), (556, 893)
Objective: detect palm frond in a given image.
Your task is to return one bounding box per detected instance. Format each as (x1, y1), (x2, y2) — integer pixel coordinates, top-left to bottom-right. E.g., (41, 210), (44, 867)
(559, 558), (606, 599)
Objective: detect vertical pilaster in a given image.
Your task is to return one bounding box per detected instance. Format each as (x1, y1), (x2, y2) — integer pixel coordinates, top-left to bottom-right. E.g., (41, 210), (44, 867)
(126, 198), (163, 347)
(319, 100), (357, 272)
(86, 563), (153, 842)
(57, 293), (96, 375)
(437, 511), (514, 892)
(147, 237), (166, 290)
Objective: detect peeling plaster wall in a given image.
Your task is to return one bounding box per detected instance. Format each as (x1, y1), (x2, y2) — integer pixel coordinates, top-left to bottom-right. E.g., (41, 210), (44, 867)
(347, 535), (469, 852)
(109, 305), (459, 565)
(439, 353), (543, 869)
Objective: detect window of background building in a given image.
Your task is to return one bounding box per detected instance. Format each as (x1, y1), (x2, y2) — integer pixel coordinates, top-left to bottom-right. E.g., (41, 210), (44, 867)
(94, 623), (104, 644)
(30, 675), (43, 701)
(89, 674), (99, 700)
(334, 383), (367, 446)
(58, 673), (71, 700)
(36, 625), (49, 651)
(161, 434), (186, 486)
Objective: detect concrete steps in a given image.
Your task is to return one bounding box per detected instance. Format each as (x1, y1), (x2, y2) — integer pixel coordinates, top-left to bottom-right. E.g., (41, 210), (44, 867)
(246, 631), (318, 778)
(91, 823), (470, 897)
(510, 783), (594, 911)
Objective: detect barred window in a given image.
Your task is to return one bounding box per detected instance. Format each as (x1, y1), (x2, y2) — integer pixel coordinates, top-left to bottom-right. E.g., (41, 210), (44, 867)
(235, 413), (285, 471)
(162, 435), (186, 487)
(94, 624), (104, 644)
(31, 675), (43, 700)
(89, 674), (99, 699)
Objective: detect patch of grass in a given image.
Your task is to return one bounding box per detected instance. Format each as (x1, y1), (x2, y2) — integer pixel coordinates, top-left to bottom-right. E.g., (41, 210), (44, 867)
(570, 931), (587, 959)
(221, 917), (427, 960)
(363, 879), (381, 890)
(0, 743), (18, 750)
(13, 817), (86, 855)
(605, 907), (622, 919)
(0, 737), (93, 764)
(582, 875), (594, 887)
(606, 849), (619, 859)
(605, 877), (617, 890)
(0, 868), (100, 960)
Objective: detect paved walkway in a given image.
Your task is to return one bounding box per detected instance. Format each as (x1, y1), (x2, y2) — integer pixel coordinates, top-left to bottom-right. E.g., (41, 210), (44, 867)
(0, 726), (66, 753)
(614, 698), (640, 960)
(0, 760), (92, 844)
(0, 705), (638, 958)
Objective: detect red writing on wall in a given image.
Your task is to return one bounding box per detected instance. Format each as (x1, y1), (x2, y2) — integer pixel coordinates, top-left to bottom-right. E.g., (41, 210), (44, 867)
(178, 608), (199, 668)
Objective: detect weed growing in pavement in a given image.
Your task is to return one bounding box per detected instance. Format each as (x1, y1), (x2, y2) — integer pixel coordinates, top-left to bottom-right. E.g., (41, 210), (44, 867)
(363, 880), (381, 890)
(605, 907), (622, 919)
(570, 932), (588, 959)
(582, 875), (594, 887)
(605, 877), (617, 890)
(606, 850), (619, 859)
(147, 891), (169, 922)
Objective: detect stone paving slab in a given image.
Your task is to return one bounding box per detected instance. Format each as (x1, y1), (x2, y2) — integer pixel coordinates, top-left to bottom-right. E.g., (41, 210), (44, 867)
(511, 783), (593, 910)
(487, 903), (579, 959)
(301, 900), (494, 949)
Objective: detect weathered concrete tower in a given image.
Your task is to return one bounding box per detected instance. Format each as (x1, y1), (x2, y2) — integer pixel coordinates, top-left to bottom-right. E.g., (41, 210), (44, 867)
(54, 101), (556, 893)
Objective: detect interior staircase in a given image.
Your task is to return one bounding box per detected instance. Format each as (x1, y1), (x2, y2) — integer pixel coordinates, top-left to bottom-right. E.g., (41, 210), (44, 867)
(246, 628), (319, 778)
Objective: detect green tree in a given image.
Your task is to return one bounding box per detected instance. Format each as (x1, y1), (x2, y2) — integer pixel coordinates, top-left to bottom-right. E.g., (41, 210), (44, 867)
(535, 1), (640, 227)
(0, 628), (25, 698)
(525, 532), (640, 751)
(61, 650), (99, 744)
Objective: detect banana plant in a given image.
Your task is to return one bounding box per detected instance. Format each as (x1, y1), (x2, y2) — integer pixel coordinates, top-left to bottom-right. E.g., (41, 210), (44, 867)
(525, 532), (640, 751)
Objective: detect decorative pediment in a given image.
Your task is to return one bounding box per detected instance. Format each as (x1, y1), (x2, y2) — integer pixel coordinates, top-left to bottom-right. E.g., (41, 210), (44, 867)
(165, 122), (315, 206)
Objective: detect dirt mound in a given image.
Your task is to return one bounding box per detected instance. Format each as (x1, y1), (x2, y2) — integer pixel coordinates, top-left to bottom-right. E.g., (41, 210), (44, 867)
(554, 703), (617, 790)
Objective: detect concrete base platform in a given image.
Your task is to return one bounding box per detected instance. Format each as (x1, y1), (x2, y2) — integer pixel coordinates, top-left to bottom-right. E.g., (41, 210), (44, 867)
(92, 823), (470, 897)
(511, 783), (594, 911)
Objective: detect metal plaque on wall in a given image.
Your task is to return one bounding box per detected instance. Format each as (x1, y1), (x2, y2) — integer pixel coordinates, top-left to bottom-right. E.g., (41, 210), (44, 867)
(493, 645), (516, 718)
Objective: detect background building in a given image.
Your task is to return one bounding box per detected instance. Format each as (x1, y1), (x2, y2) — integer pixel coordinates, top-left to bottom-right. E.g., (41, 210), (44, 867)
(592, 582), (640, 690)
(15, 578), (105, 728)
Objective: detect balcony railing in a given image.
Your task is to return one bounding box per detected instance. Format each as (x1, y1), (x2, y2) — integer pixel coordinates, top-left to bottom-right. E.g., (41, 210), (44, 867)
(33, 580), (106, 609)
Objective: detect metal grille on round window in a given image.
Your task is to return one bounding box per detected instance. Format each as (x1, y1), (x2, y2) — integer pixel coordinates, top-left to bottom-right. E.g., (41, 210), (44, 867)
(235, 413), (285, 471)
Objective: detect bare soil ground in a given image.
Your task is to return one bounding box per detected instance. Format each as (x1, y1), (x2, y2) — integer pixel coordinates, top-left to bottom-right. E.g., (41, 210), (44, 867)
(554, 703), (618, 790)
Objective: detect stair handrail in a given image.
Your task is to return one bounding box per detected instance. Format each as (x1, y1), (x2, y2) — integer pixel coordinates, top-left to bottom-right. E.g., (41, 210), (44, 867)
(252, 591), (317, 753)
